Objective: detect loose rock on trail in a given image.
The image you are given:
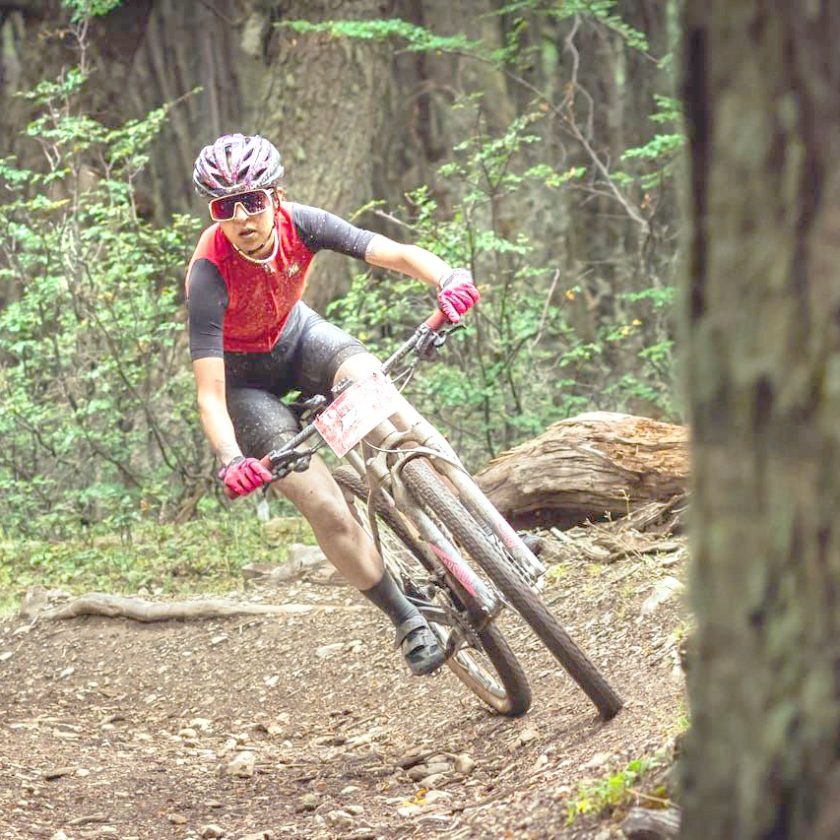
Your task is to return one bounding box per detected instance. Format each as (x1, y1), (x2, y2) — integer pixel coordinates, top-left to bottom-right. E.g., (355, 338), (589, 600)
(0, 530), (687, 839)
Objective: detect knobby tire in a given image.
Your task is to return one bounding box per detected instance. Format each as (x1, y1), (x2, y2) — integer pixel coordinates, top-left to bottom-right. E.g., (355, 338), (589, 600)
(401, 458), (624, 720)
(333, 466), (531, 717)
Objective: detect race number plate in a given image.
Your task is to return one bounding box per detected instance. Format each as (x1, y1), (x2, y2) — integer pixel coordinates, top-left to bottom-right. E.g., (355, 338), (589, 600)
(314, 371), (404, 457)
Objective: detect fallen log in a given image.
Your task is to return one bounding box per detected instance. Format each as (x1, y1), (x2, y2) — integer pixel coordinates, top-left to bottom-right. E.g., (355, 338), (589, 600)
(475, 412), (689, 529)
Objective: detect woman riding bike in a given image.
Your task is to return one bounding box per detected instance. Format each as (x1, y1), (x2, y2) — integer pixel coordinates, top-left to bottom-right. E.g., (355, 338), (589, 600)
(187, 133), (479, 678)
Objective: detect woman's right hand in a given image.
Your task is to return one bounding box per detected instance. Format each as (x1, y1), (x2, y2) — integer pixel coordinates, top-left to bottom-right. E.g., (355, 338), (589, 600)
(218, 456), (273, 497)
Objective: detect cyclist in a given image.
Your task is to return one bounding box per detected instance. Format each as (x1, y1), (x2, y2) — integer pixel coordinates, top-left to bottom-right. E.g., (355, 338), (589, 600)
(187, 133), (479, 677)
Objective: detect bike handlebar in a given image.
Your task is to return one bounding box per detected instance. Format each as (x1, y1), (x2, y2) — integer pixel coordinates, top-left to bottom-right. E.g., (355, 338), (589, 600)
(222, 306), (455, 500)
(222, 454), (274, 500)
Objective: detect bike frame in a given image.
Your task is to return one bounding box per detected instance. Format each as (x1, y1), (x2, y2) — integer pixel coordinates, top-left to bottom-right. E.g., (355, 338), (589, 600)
(257, 308), (546, 624)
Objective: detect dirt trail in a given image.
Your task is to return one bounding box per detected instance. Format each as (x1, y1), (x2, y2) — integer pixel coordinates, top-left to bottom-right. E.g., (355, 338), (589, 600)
(0, 536), (687, 839)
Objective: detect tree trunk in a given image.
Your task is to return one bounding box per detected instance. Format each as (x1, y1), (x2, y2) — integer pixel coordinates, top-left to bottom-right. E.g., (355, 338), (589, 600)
(679, 3), (840, 839)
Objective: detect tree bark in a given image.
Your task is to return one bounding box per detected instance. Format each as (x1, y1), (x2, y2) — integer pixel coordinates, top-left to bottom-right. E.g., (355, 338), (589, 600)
(679, 3), (840, 839)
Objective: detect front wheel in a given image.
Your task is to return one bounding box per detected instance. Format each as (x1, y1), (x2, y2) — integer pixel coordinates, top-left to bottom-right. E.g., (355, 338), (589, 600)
(401, 459), (624, 721)
(333, 467), (531, 717)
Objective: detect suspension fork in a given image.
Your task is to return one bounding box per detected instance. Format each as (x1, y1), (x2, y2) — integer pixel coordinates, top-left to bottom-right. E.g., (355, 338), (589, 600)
(434, 461), (547, 581)
(344, 421), (503, 625)
(390, 415), (547, 583)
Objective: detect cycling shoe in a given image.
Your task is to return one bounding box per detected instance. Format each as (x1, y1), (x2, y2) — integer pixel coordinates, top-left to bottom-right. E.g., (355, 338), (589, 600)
(394, 615), (445, 676)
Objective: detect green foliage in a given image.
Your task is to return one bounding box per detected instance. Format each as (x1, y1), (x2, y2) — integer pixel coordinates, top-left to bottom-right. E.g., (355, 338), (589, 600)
(0, 28), (204, 538)
(284, 2), (648, 59)
(585, 285), (677, 415)
(565, 756), (663, 824)
(63, 0), (123, 23)
(0, 511), (315, 615)
(621, 285), (677, 309)
(618, 96), (685, 190)
(282, 19), (484, 57)
(496, 0), (648, 52)
(328, 102), (676, 466)
(622, 133), (684, 163)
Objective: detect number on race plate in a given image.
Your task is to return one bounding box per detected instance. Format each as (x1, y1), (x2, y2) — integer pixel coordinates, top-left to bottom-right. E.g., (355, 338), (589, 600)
(314, 371), (406, 457)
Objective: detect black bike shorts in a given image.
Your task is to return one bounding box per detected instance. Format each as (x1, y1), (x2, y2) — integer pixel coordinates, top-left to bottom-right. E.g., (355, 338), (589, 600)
(224, 302), (366, 458)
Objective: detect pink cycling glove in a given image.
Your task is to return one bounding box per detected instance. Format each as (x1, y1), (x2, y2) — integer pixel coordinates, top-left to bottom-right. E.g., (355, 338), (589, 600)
(437, 268), (480, 324)
(218, 456), (273, 497)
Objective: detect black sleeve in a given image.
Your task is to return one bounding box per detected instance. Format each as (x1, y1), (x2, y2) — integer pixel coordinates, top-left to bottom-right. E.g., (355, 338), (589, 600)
(187, 259), (228, 361)
(290, 203), (376, 259)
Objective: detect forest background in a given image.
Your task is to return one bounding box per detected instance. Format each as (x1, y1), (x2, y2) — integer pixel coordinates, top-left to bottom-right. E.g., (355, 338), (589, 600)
(0, 0), (682, 601)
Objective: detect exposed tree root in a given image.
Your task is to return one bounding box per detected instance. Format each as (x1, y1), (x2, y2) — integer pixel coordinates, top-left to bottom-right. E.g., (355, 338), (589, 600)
(39, 593), (362, 622)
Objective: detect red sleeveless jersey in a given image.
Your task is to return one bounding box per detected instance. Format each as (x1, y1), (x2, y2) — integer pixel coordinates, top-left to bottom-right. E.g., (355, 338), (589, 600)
(185, 203), (315, 354)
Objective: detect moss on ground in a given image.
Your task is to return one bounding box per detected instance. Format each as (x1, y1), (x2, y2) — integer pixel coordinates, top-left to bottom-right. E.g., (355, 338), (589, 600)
(0, 509), (315, 615)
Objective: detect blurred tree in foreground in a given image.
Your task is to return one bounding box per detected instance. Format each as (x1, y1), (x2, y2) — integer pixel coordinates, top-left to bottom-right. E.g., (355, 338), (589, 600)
(679, 3), (840, 838)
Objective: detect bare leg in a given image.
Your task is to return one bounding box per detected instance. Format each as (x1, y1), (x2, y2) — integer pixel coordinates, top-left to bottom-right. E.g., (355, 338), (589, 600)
(269, 351), (398, 587)
(271, 433), (444, 674)
(272, 453), (383, 589)
(269, 351), (445, 674)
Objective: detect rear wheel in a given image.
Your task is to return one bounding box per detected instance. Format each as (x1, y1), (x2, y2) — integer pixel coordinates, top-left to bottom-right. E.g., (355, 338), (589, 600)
(333, 466), (531, 716)
(401, 458), (624, 721)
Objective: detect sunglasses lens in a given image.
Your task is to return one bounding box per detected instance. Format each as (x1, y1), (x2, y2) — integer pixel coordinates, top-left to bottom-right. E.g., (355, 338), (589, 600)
(209, 190), (270, 221)
(209, 196), (235, 220)
(240, 191), (270, 214)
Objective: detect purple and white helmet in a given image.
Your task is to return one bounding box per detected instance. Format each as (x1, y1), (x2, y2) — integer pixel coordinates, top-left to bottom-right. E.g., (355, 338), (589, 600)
(193, 134), (285, 198)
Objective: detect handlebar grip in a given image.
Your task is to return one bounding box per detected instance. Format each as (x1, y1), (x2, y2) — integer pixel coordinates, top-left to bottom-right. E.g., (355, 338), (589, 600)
(424, 309), (451, 331)
(222, 454), (274, 499)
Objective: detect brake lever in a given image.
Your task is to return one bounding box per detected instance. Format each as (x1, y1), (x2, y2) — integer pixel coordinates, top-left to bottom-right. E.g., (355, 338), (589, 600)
(265, 448), (315, 482)
(416, 323), (463, 359)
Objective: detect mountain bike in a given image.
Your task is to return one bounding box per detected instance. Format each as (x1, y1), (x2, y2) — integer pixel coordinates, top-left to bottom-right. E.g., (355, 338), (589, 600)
(237, 309), (624, 720)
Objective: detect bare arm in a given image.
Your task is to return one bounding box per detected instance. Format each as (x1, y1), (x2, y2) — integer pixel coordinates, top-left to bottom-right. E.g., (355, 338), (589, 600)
(363, 234), (451, 288)
(192, 357), (241, 466)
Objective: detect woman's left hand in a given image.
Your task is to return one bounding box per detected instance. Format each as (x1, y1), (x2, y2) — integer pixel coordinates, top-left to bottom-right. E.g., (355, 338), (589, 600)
(437, 268), (480, 323)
